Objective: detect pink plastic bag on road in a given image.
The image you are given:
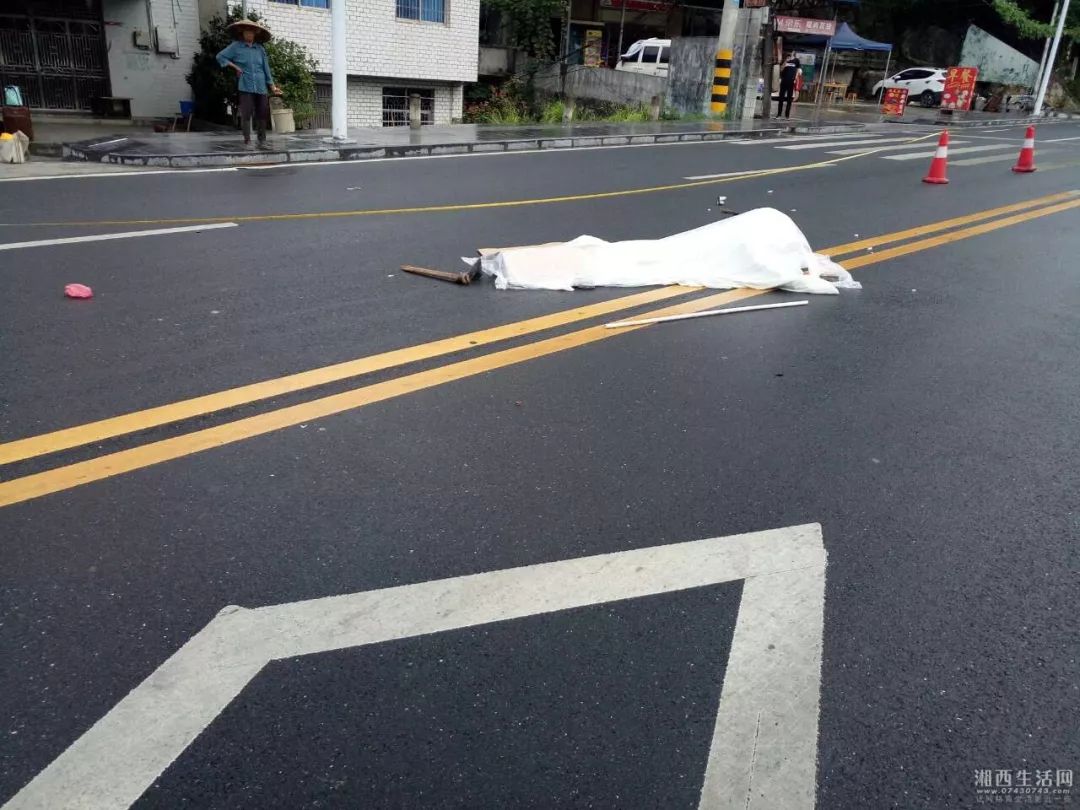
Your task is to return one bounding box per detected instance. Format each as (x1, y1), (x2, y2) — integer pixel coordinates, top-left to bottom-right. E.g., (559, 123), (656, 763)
(64, 283), (93, 299)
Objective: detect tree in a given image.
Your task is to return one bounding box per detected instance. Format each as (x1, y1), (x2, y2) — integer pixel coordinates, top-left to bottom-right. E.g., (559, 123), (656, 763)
(187, 5), (317, 126)
(989, 0), (1080, 40)
(482, 0), (566, 60)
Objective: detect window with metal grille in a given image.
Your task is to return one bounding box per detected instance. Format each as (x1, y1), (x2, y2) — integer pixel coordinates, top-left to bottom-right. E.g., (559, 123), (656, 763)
(269, 0), (330, 8)
(396, 0), (445, 23)
(382, 87), (434, 127)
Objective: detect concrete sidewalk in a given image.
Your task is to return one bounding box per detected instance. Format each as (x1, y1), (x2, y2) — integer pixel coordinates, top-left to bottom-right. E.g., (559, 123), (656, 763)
(58, 118), (867, 168)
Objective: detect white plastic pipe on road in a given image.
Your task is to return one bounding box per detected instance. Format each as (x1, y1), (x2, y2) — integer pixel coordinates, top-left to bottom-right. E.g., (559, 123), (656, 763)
(605, 300), (809, 328)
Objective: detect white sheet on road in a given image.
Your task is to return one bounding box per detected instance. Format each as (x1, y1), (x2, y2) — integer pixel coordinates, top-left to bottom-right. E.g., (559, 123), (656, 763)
(473, 208), (859, 296)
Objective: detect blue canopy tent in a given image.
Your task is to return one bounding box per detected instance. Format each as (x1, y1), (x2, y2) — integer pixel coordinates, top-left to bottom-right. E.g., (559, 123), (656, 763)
(815, 22), (895, 105)
(830, 22), (892, 53)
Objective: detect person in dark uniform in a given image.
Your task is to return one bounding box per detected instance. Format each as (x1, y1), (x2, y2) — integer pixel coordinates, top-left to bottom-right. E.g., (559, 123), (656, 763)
(777, 53), (801, 119)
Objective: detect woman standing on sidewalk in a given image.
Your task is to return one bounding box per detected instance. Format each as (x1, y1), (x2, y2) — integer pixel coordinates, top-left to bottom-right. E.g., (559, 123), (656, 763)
(216, 20), (280, 149)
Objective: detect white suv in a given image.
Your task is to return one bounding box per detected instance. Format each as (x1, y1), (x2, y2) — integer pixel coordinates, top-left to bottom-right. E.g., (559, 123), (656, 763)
(873, 68), (947, 107)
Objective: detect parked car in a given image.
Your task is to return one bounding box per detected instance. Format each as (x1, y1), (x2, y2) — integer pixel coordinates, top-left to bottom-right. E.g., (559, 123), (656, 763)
(872, 68), (947, 107)
(615, 38), (670, 78)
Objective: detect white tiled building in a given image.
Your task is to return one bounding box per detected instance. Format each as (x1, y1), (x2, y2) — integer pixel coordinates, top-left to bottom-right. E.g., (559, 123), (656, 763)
(0, 0), (209, 119)
(248, 0), (480, 127)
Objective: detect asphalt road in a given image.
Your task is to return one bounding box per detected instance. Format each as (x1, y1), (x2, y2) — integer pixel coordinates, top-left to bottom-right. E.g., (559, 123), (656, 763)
(2, 121), (1079, 809)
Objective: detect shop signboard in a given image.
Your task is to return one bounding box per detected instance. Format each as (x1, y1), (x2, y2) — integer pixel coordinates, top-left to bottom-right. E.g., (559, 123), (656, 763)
(881, 87), (909, 118)
(774, 16), (838, 36)
(941, 67), (979, 111)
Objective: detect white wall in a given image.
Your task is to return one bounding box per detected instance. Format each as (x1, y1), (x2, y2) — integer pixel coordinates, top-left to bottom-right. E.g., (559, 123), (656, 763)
(247, 0), (479, 82)
(103, 0), (201, 119)
(198, 0), (228, 32)
(960, 24), (1039, 87)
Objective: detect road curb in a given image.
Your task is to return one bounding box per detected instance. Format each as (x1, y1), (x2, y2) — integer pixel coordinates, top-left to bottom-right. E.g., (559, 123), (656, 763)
(902, 113), (1076, 129)
(58, 123), (867, 168)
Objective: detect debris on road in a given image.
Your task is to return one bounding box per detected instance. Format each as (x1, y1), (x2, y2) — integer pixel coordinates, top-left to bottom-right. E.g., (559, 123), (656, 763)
(64, 283), (93, 299)
(472, 208), (861, 295)
(605, 300), (809, 329)
(400, 263), (481, 285)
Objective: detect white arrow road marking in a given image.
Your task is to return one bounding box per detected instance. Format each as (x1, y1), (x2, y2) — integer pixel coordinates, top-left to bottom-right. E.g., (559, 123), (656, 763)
(4, 523), (828, 810)
(0, 223), (237, 251)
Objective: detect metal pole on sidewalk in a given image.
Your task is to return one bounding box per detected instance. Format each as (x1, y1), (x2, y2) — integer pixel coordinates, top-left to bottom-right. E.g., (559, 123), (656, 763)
(329, 0), (350, 141)
(1035, 0), (1071, 115)
(877, 49), (891, 103)
(616, 1), (627, 64)
(563, 0), (572, 61)
(761, 14), (774, 121)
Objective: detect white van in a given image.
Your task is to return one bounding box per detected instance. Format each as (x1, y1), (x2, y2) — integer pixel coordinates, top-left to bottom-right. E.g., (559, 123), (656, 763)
(616, 38), (671, 78)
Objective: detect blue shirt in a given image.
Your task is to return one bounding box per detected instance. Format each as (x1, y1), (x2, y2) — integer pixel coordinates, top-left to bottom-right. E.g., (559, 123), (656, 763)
(216, 41), (274, 95)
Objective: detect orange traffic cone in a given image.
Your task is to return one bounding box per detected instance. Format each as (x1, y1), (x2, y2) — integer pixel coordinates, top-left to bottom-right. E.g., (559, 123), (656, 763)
(923, 130), (950, 185)
(1012, 126), (1037, 173)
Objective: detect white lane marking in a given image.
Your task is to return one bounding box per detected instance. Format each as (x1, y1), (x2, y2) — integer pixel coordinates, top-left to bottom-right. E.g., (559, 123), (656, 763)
(0, 223), (238, 251)
(777, 136), (916, 150)
(884, 143), (1018, 161)
(951, 149), (1056, 166)
(0, 168), (239, 183)
(825, 139), (971, 156)
(4, 524), (827, 810)
(736, 133), (881, 146)
(1041, 135), (1080, 143)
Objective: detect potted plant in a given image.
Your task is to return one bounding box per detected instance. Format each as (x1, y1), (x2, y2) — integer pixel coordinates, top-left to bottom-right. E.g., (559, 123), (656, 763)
(266, 39), (317, 131)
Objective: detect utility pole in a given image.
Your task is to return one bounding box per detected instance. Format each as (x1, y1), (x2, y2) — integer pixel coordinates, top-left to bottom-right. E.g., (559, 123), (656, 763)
(709, 0), (740, 118)
(1034, 2), (1061, 95)
(1035, 0), (1071, 115)
(328, 0), (350, 141)
(761, 12), (774, 121)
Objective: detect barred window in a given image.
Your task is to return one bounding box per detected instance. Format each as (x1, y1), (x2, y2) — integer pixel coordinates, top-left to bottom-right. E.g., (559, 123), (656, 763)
(382, 87), (435, 127)
(396, 0), (445, 23)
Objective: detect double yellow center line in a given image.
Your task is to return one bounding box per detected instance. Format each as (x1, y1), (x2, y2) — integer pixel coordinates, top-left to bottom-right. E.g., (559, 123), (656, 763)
(1, 189), (1077, 508)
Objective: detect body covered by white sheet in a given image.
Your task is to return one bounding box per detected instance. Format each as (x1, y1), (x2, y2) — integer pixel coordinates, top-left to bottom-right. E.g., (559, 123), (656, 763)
(475, 208), (859, 295)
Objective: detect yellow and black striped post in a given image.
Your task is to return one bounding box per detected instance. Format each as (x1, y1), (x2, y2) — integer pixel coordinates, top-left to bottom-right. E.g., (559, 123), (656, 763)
(711, 48), (733, 116)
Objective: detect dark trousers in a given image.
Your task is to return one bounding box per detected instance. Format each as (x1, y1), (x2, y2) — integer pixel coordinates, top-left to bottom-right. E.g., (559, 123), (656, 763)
(777, 83), (796, 118)
(239, 92), (269, 142)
